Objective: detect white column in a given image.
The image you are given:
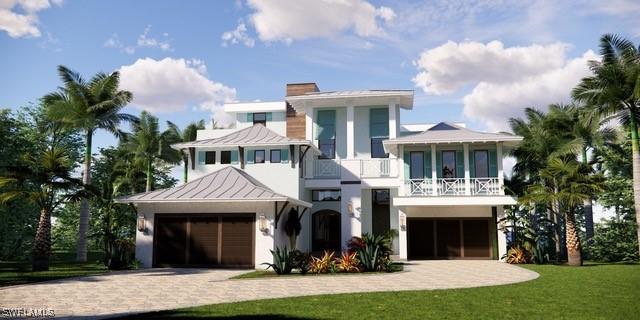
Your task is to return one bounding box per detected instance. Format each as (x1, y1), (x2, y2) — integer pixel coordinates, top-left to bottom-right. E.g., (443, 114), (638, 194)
(304, 105), (313, 141)
(388, 102), (397, 139)
(463, 143), (471, 195)
(397, 207), (408, 260)
(346, 104), (355, 159)
(341, 185), (362, 250)
(431, 144), (437, 195)
(399, 145), (405, 195)
(497, 142), (504, 195)
(497, 205), (507, 261)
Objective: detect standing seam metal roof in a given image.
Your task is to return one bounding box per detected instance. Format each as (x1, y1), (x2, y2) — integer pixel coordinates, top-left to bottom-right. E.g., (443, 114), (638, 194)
(171, 124), (314, 149)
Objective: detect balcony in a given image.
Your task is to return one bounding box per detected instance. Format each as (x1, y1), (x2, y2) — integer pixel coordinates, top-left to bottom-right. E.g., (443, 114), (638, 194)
(305, 158), (398, 179)
(404, 177), (502, 196)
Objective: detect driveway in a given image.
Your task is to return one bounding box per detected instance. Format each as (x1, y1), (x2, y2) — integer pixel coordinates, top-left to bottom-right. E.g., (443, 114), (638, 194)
(0, 260), (538, 319)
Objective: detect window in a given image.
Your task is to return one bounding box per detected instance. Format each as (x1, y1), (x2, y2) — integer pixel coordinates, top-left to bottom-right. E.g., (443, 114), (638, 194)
(442, 151), (456, 178)
(312, 190), (341, 201)
(254, 150), (265, 163)
(221, 151), (231, 164)
(409, 152), (424, 179)
(270, 150), (281, 163)
(205, 151), (216, 165)
(253, 112), (266, 125)
(371, 138), (388, 158)
(474, 150), (489, 178)
(319, 139), (335, 159)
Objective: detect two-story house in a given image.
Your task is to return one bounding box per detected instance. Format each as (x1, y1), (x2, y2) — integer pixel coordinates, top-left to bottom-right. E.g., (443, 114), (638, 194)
(117, 83), (522, 268)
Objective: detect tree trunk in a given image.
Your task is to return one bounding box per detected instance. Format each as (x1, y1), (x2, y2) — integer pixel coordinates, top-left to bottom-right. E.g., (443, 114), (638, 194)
(76, 130), (93, 262)
(183, 155), (188, 183)
(581, 146), (595, 245)
(33, 208), (52, 271)
(630, 119), (640, 257)
(549, 207), (561, 262)
(565, 210), (582, 266)
(146, 159), (153, 192)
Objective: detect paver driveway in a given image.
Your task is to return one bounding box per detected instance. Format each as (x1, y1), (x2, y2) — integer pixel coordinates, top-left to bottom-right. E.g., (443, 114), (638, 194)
(0, 260), (538, 319)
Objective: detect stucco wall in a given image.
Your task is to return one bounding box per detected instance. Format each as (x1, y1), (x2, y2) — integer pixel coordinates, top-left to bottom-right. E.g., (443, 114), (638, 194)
(134, 202), (285, 269)
(235, 111), (287, 135)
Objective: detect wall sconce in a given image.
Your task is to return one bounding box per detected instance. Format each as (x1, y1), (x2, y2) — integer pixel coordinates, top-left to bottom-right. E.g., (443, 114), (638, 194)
(258, 215), (269, 232)
(399, 214), (406, 231)
(137, 215), (146, 232)
(347, 201), (354, 216)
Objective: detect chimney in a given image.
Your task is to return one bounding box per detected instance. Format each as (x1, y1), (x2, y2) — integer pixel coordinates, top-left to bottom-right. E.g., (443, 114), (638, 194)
(285, 83), (319, 139)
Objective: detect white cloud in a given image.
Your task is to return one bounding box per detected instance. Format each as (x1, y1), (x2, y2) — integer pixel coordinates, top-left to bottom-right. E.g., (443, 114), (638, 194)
(118, 57), (237, 125)
(221, 20), (255, 48)
(104, 25), (172, 54)
(0, 0), (62, 38)
(413, 40), (598, 131)
(227, 0), (395, 45)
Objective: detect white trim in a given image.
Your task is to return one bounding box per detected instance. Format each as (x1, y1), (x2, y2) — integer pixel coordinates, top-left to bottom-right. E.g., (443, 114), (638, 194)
(223, 101), (286, 113)
(116, 197), (312, 208)
(392, 195), (517, 207)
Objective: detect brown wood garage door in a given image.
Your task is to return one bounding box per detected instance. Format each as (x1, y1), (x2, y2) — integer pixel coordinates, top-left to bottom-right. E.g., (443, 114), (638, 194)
(407, 218), (492, 259)
(154, 214), (254, 268)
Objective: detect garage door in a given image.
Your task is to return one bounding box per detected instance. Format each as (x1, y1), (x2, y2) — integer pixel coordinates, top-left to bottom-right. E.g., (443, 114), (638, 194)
(154, 214), (254, 268)
(407, 218), (492, 259)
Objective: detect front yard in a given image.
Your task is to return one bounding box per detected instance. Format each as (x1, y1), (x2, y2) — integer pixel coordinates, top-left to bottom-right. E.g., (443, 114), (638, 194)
(120, 263), (639, 319)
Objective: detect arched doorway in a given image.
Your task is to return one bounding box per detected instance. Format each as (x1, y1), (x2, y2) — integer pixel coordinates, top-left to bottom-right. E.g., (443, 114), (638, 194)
(312, 210), (341, 252)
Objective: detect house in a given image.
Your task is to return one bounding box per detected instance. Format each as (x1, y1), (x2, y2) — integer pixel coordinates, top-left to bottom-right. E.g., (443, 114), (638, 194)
(116, 83), (522, 268)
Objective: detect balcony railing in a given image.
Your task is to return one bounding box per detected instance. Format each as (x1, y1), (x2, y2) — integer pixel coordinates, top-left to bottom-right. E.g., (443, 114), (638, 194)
(305, 158), (398, 179)
(404, 177), (501, 196)
(312, 159), (341, 179)
(360, 159), (391, 177)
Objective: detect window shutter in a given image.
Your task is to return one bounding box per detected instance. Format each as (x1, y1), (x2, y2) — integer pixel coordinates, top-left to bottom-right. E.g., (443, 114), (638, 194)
(456, 150), (464, 178)
(266, 112), (273, 121)
(369, 108), (389, 138)
(246, 113), (253, 122)
(281, 148), (289, 163)
(424, 151), (432, 178)
(489, 150), (498, 177)
(246, 149), (254, 164)
(403, 151), (410, 180)
(315, 110), (336, 140)
(230, 150), (239, 164)
(436, 151), (442, 178)
(470, 150), (476, 178)
(197, 151), (205, 165)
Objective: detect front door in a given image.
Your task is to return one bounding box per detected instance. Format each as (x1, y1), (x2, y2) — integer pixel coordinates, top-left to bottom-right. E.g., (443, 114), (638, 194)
(312, 210), (341, 252)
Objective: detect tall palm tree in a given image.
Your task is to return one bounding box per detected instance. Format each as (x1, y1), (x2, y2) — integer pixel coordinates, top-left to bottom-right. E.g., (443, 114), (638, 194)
(44, 65), (137, 262)
(126, 111), (181, 192)
(166, 120), (205, 183)
(523, 158), (604, 266)
(572, 34), (640, 255)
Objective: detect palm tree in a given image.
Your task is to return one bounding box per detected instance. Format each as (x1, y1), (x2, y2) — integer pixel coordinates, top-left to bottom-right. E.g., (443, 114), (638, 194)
(166, 120), (205, 183)
(126, 111), (181, 192)
(0, 146), (85, 271)
(572, 34), (640, 255)
(44, 65), (137, 262)
(523, 158), (604, 266)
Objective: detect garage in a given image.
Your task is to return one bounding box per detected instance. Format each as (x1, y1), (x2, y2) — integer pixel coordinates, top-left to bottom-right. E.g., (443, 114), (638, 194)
(154, 214), (254, 268)
(407, 218), (494, 259)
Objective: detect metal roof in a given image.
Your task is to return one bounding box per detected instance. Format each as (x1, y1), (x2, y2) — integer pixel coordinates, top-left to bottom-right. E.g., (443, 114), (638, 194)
(115, 166), (312, 207)
(384, 122), (523, 146)
(172, 124), (319, 152)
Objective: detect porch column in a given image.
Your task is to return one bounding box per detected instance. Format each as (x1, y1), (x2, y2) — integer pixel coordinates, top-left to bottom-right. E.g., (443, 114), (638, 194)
(304, 104), (313, 141)
(497, 142), (504, 195)
(431, 144), (437, 195)
(388, 102), (397, 139)
(463, 143), (471, 195)
(346, 104), (355, 159)
(399, 145), (405, 195)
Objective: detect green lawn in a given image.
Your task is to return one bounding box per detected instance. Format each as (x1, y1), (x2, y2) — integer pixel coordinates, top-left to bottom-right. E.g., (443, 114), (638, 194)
(120, 263), (640, 319)
(0, 252), (108, 287)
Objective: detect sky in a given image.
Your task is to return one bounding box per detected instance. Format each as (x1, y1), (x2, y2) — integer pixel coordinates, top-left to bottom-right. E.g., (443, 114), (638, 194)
(1, 1), (638, 162)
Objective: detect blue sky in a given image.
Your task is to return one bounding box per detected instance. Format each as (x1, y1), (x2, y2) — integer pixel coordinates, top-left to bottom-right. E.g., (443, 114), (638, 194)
(1, 0), (638, 153)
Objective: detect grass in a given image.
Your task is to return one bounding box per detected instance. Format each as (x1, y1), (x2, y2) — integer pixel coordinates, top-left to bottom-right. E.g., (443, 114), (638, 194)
(119, 262), (640, 319)
(0, 252), (109, 287)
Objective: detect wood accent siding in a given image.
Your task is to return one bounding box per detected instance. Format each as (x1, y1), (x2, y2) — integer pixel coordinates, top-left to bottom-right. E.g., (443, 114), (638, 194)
(286, 83), (319, 139)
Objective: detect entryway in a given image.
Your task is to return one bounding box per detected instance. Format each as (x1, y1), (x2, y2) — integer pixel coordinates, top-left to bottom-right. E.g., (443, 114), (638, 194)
(407, 218), (494, 259)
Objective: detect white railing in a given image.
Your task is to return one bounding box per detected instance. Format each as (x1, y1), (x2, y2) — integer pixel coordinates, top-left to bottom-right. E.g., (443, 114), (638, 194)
(437, 178), (466, 195)
(311, 159), (341, 178)
(471, 178), (500, 195)
(405, 178), (433, 196)
(360, 159), (391, 177)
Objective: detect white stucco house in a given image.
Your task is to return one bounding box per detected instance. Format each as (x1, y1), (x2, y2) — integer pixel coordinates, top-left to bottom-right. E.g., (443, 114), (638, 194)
(117, 83), (523, 268)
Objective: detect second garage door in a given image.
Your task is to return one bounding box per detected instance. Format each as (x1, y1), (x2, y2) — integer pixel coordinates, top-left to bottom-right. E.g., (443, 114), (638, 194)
(407, 218), (493, 259)
(154, 214), (254, 268)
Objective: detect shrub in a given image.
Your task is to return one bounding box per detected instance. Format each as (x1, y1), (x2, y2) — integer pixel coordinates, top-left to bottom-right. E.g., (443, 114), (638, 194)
(590, 218), (639, 262)
(262, 247), (294, 274)
(108, 239), (135, 270)
(291, 250), (311, 275)
(353, 230), (397, 272)
(336, 251), (360, 273)
(505, 246), (532, 264)
(310, 251), (335, 273)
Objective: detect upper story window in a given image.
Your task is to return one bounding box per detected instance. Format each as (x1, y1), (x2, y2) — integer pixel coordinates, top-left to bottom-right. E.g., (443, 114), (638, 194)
(409, 151), (424, 179)
(371, 138), (388, 158)
(270, 150), (281, 163)
(441, 151), (456, 178)
(473, 150), (489, 178)
(319, 139), (336, 159)
(312, 189), (341, 201)
(370, 108), (389, 159)
(221, 151), (231, 164)
(205, 151), (216, 165)
(252, 112), (267, 125)
(254, 150), (265, 163)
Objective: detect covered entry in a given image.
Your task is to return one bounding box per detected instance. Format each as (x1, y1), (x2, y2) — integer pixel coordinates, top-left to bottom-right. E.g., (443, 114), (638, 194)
(407, 218), (493, 259)
(154, 214), (254, 268)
